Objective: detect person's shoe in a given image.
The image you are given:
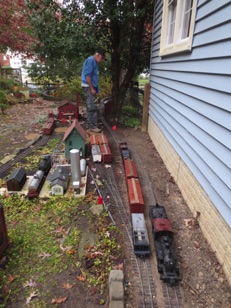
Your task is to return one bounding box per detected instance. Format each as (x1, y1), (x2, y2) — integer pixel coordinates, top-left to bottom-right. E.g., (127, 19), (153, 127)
(89, 127), (101, 133)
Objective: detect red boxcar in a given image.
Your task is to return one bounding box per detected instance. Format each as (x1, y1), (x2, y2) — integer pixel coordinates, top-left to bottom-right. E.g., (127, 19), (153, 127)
(89, 135), (99, 148)
(124, 159), (138, 179)
(127, 178), (144, 213)
(43, 117), (55, 135)
(100, 144), (112, 163)
(97, 134), (108, 145)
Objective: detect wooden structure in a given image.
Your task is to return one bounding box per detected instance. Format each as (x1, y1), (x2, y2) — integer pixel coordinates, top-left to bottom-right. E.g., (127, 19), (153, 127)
(58, 99), (78, 120)
(7, 167), (27, 191)
(49, 166), (69, 196)
(63, 119), (87, 158)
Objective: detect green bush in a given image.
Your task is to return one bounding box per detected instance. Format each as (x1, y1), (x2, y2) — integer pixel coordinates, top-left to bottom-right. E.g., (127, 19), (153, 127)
(0, 89), (9, 114)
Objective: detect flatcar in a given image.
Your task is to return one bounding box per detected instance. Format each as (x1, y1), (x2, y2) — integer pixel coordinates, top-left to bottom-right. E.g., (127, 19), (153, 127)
(100, 143), (112, 163)
(27, 170), (45, 198)
(150, 204), (181, 284)
(38, 154), (51, 175)
(131, 213), (150, 257)
(127, 178), (144, 213)
(119, 142), (131, 161)
(124, 159), (138, 179)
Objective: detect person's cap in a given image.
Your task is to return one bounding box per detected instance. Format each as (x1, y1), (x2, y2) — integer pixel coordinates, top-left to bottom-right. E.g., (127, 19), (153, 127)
(96, 48), (107, 60)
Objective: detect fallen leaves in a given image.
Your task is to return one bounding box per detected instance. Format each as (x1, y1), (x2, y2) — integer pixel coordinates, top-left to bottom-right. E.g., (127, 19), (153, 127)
(8, 274), (16, 284)
(26, 291), (38, 304)
(38, 252), (51, 259)
(23, 279), (37, 288)
(62, 282), (74, 290)
(51, 297), (68, 304)
(76, 269), (86, 281)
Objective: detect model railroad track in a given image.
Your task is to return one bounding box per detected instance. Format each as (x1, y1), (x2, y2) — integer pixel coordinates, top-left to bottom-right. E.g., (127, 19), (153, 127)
(0, 135), (51, 178)
(97, 163), (157, 308)
(100, 116), (184, 308)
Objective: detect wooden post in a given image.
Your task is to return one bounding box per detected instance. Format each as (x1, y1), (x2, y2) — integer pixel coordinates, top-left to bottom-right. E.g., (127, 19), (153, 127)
(141, 82), (150, 132)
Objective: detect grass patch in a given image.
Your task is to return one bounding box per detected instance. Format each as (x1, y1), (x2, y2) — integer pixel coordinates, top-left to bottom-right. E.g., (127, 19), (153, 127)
(0, 194), (122, 307)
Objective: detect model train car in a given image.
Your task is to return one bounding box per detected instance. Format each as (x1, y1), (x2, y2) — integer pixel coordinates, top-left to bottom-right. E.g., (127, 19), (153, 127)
(132, 213), (150, 257)
(38, 154), (51, 175)
(27, 170), (45, 198)
(150, 204), (181, 284)
(127, 178), (144, 213)
(119, 142), (131, 161)
(43, 116), (55, 135)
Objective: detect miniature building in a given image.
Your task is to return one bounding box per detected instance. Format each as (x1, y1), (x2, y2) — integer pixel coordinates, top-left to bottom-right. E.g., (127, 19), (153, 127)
(7, 167), (27, 191)
(58, 99), (79, 120)
(0, 201), (9, 255)
(63, 119), (87, 158)
(49, 166), (69, 195)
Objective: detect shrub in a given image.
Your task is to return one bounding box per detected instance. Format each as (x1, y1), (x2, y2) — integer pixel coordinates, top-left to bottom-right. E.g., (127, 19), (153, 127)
(0, 90), (9, 114)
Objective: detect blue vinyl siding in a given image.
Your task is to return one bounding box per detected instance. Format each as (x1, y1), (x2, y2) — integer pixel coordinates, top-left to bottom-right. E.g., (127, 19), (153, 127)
(150, 0), (231, 226)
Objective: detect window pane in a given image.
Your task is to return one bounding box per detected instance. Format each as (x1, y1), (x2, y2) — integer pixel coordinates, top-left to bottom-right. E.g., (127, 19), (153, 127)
(167, 0), (177, 45)
(182, 0), (193, 39)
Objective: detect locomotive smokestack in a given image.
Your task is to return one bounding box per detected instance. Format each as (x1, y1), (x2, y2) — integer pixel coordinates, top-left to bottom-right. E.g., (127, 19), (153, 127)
(70, 149), (81, 193)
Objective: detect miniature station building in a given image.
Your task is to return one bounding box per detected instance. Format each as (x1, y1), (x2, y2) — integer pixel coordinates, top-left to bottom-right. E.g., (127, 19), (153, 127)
(47, 166), (69, 196)
(63, 119), (87, 159)
(58, 98), (79, 121)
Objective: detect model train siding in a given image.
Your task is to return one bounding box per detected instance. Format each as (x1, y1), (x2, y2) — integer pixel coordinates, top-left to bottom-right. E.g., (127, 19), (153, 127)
(124, 159), (138, 179)
(100, 144), (112, 163)
(127, 178), (144, 213)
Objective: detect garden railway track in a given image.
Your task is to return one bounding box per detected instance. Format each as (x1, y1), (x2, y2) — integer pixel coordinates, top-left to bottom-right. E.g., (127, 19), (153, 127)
(92, 116), (185, 307)
(0, 117), (184, 307)
(0, 135), (51, 179)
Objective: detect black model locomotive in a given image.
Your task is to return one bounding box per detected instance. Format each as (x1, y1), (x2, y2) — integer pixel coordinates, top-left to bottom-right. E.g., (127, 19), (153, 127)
(150, 204), (181, 285)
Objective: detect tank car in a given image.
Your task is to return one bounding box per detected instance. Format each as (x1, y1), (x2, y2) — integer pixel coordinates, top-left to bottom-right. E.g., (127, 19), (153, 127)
(27, 170), (45, 198)
(150, 204), (181, 284)
(131, 213), (150, 257)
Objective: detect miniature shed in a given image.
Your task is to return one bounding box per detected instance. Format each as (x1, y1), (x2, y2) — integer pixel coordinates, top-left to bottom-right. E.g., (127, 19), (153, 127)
(49, 166), (69, 195)
(63, 119), (87, 158)
(58, 99), (78, 120)
(7, 167), (27, 191)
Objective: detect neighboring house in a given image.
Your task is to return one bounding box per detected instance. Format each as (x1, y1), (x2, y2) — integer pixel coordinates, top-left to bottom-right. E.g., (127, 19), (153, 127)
(63, 119), (87, 158)
(149, 0), (231, 285)
(49, 166), (69, 195)
(58, 99), (79, 120)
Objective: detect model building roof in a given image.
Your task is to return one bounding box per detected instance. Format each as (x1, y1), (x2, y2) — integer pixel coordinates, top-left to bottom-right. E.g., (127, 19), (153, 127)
(63, 119), (86, 141)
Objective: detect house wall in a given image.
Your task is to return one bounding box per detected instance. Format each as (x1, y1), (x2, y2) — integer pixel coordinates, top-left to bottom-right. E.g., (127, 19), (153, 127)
(149, 0), (231, 285)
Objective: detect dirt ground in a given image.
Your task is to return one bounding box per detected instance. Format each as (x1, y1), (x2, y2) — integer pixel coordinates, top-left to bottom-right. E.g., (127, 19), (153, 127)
(0, 100), (231, 308)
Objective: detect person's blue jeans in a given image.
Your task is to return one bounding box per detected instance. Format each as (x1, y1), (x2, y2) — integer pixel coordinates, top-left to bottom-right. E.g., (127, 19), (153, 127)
(83, 87), (98, 129)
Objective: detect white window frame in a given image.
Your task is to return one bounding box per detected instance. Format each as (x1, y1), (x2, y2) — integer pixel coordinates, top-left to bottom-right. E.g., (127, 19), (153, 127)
(160, 0), (197, 56)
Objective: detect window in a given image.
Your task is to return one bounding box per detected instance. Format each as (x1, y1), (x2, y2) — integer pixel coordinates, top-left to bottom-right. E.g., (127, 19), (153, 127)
(160, 0), (197, 56)
(69, 141), (73, 146)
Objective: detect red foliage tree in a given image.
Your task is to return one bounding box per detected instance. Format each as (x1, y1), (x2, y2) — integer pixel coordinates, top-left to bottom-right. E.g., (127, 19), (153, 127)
(0, 0), (35, 53)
